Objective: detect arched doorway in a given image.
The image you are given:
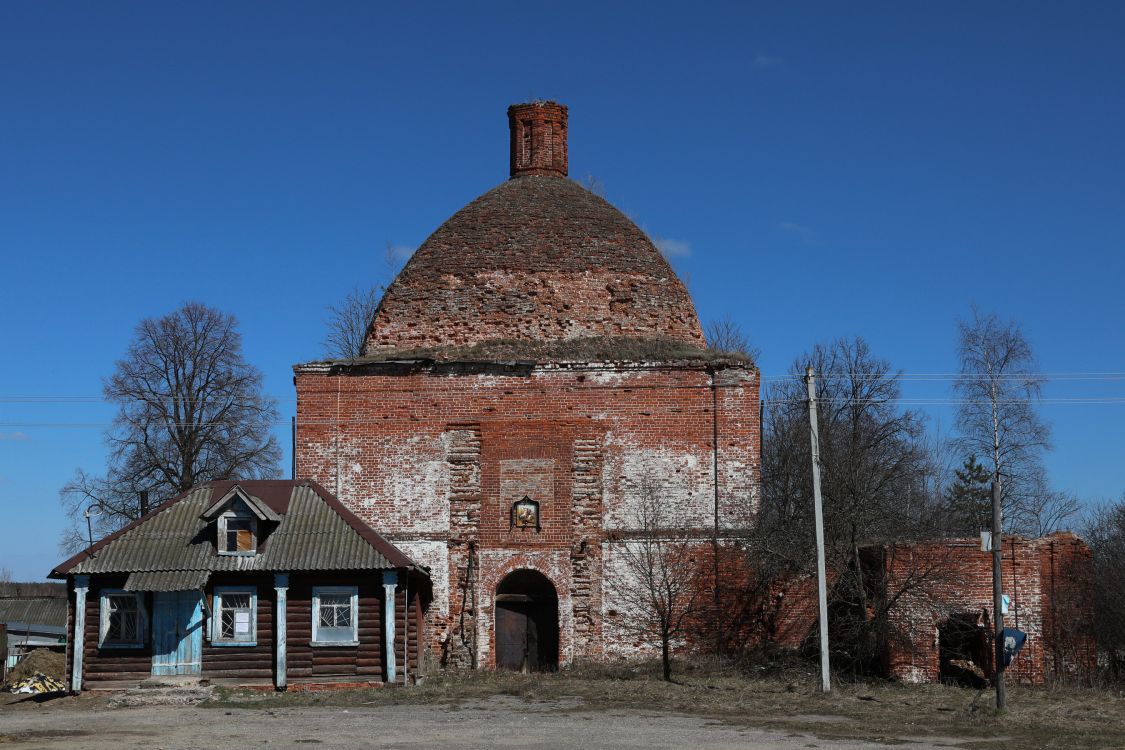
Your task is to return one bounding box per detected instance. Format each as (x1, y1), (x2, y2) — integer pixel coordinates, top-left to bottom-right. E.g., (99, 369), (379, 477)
(494, 569), (559, 672)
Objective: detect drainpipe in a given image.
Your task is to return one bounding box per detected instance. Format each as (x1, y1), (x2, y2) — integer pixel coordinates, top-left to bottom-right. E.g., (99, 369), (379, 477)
(335, 377), (342, 496)
(710, 368), (721, 657)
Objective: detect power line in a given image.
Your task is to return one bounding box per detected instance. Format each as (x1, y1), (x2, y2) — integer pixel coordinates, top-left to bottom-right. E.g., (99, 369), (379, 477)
(5, 396), (1125, 428)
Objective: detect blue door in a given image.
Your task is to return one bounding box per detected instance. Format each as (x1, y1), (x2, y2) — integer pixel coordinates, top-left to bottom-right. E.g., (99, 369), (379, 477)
(152, 591), (203, 676)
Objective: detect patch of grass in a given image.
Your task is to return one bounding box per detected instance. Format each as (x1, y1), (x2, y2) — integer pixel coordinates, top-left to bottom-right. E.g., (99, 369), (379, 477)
(200, 664), (1125, 748)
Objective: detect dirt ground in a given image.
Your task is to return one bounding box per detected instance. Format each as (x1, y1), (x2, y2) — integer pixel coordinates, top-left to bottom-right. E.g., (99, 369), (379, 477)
(1, 666), (1123, 749)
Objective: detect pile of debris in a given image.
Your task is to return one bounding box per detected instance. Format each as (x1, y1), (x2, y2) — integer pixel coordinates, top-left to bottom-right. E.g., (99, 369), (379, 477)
(5, 673), (66, 695)
(3, 648), (67, 694)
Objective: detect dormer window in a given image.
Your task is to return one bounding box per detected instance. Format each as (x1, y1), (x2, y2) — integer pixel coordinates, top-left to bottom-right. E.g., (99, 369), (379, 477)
(219, 510), (257, 555)
(201, 485), (280, 557)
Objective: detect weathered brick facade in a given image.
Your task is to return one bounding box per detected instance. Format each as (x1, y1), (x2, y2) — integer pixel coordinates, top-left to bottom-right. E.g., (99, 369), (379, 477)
(294, 101), (1091, 682)
(880, 533), (1095, 685)
(294, 362), (760, 667)
(754, 534), (1095, 684)
(295, 101), (759, 669)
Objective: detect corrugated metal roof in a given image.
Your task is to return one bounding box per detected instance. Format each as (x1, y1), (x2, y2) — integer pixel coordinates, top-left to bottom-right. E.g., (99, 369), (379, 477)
(0, 583), (65, 599)
(0, 598), (68, 628)
(62, 482), (411, 579)
(124, 570), (211, 592)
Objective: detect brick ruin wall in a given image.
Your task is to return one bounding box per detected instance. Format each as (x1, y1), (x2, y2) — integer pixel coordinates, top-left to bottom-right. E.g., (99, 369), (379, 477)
(294, 362), (761, 668)
(879, 534), (1095, 685)
(756, 535), (1095, 684)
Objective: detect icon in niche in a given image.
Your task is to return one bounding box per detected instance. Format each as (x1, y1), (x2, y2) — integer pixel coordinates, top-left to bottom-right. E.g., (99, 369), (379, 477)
(511, 496), (540, 531)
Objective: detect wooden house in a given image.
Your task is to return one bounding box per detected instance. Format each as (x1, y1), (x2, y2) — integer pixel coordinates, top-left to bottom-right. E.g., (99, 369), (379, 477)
(49, 480), (428, 691)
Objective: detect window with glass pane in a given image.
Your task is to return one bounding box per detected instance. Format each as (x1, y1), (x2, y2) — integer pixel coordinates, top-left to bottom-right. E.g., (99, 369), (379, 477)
(223, 517), (255, 554)
(218, 591), (254, 642)
(106, 593), (137, 643)
(313, 588), (357, 644)
(105, 594), (140, 645)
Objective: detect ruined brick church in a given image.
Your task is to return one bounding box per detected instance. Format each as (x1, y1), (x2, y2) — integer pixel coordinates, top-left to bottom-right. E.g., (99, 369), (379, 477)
(294, 101), (760, 670)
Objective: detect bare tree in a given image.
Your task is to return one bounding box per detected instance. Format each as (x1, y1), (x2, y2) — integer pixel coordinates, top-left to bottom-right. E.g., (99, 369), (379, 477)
(612, 473), (704, 682)
(1083, 494), (1125, 680)
(1022, 469), (1081, 537)
(757, 337), (948, 672)
(0, 567), (11, 584)
(954, 307), (1052, 534)
(575, 173), (605, 197)
(704, 316), (759, 361)
(323, 285), (383, 359)
(323, 242), (411, 359)
(60, 302), (280, 549)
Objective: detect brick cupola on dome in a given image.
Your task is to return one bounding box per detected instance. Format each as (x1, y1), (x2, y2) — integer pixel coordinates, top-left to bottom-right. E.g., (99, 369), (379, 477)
(508, 101), (569, 178)
(363, 102), (707, 357)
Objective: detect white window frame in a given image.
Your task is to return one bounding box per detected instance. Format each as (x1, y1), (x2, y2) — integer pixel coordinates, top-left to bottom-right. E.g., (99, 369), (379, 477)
(98, 589), (147, 649)
(211, 586), (258, 647)
(311, 586), (359, 647)
(217, 507), (258, 556)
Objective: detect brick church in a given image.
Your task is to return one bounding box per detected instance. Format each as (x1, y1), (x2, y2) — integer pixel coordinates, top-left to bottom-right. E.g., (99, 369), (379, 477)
(294, 101), (761, 670)
(292, 101), (1093, 682)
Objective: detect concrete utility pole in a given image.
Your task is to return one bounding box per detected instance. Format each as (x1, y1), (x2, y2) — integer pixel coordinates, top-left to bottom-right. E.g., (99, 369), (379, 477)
(805, 365), (831, 693)
(991, 479), (1006, 710)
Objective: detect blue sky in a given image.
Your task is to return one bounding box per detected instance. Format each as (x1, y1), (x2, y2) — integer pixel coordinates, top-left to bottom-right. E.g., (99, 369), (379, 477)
(1, 1), (1123, 580)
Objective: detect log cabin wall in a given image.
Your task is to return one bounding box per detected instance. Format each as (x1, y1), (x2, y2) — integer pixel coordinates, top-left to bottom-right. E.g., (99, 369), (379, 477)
(286, 573), (384, 681)
(407, 587), (421, 675)
(81, 575), (153, 685)
(202, 574), (275, 681)
(71, 569), (420, 687)
(65, 580), (74, 686)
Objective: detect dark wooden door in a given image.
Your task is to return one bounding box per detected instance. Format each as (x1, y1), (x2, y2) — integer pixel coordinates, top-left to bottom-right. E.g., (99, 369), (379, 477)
(495, 601), (539, 671)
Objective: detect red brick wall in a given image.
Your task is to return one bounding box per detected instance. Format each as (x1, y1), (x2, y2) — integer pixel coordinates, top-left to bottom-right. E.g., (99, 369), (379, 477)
(294, 360), (761, 666)
(508, 101), (568, 178)
(702, 535), (1094, 685)
(880, 534), (1094, 684)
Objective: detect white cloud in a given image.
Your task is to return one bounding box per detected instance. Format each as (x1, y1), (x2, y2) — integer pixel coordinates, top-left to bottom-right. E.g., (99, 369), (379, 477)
(653, 237), (692, 260)
(0, 432), (29, 441)
(752, 53), (783, 69)
(780, 221), (816, 243)
(388, 244), (415, 263)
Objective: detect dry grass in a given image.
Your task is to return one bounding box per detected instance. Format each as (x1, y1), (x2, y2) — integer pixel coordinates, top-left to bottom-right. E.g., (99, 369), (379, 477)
(320, 336), (754, 367)
(203, 660), (1125, 749)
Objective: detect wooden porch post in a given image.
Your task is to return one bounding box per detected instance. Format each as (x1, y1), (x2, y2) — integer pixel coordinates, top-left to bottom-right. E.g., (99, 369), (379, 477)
(72, 575), (89, 693)
(274, 573), (289, 690)
(382, 570), (398, 683)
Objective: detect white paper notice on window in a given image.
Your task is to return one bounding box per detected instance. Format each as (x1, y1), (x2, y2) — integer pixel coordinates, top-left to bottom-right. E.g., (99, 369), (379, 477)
(235, 612), (250, 634)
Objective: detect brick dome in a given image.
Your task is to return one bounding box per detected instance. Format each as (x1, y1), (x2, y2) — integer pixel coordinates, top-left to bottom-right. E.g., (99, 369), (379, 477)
(364, 103), (706, 355)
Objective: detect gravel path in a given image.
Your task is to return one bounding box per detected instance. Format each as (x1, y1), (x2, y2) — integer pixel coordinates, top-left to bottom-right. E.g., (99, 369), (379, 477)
(0, 694), (977, 749)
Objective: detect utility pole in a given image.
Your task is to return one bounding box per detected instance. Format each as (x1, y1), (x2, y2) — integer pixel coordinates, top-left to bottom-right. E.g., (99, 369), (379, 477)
(805, 365), (831, 693)
(991, 479), (1006, 710)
